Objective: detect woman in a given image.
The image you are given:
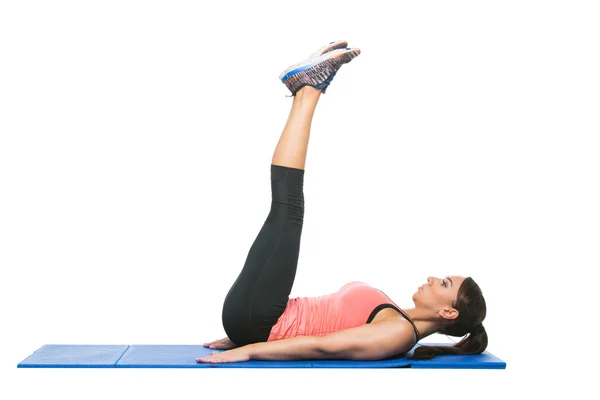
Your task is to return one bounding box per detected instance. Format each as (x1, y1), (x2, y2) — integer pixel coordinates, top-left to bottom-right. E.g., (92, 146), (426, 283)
(197, 40), (488, 364)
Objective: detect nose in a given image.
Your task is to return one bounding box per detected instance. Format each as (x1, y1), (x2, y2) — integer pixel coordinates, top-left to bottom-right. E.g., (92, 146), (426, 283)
(427, 277), (433, 285)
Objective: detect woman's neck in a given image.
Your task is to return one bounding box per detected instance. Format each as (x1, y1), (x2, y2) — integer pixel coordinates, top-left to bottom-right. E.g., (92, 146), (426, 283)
(401, 307), (443, 340)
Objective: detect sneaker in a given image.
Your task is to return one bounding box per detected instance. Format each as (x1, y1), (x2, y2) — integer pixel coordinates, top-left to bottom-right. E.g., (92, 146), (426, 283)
(279, 40), (348, 80)
(280, 47), (361, 96)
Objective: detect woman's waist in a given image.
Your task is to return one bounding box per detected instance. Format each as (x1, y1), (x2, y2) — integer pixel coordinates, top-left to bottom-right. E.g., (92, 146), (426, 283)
(269, 284), (394, 339)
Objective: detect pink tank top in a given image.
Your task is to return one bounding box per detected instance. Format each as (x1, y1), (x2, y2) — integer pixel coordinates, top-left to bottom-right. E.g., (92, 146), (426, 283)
(267, 281), (419, 341)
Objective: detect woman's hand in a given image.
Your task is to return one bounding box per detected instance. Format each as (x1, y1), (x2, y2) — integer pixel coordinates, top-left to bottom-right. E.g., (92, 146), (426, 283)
(196, 346), (251, 364)
(203, 337), (237, 350)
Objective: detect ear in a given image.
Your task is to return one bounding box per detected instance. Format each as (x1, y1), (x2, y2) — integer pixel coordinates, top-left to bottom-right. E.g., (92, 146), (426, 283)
(438, 307), (459, 321)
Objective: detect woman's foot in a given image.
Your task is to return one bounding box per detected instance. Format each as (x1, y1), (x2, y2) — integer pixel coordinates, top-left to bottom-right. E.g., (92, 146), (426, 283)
(279, 40), (348, 79)
(280, 43), (361, 97)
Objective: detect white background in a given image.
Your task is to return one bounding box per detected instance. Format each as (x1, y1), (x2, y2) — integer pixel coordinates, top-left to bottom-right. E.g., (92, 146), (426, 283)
(1, 0), (598, 398)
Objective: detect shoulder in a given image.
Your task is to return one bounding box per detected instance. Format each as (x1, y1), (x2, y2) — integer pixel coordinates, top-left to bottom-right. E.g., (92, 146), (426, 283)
(377, 316), (418, 349)
(369, 312), (418, 353)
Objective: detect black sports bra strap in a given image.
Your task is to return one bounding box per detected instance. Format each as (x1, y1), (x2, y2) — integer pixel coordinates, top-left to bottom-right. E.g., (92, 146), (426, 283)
(393, 306), (421, 342)
(366, 303), (421, 342)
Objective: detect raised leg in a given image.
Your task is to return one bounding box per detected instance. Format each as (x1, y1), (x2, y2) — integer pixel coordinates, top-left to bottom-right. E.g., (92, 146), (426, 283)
(272, 86), (322, 170)
(221, 86), (322, 346)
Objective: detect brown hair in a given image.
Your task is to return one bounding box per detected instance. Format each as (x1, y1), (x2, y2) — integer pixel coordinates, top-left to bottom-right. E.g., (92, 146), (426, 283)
(408, 277), (488, 360)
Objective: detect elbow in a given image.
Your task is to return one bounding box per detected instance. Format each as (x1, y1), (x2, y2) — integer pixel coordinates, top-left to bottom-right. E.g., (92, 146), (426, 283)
(301, 336), (333, 359)
(317, 337), (359, 359)
(314, 336), (337, 357)
(318, 337), (392, 361)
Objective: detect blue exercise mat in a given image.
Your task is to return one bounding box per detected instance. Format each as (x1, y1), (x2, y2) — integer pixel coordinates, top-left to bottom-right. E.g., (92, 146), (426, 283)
(311, 344), (506, 369)
(117, 345), (312, 368)
(17, 343), (506, 369)
(17, 345), (130, 368)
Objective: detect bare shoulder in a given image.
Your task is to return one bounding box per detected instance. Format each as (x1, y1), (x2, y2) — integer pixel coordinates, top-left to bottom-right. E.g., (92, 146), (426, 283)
(372, 311), (418, 349)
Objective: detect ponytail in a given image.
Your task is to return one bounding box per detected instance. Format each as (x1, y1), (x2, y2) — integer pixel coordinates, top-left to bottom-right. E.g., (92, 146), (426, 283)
(408, 323), (488, 360)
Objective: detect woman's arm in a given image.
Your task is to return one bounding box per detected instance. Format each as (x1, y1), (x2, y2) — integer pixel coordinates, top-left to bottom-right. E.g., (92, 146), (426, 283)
(198, 318), (415, 364)
(247, 335), (324, 360)
(197, 335), (322, 364)
(316, 317), (415, 360)
(249, 318), (414, 361)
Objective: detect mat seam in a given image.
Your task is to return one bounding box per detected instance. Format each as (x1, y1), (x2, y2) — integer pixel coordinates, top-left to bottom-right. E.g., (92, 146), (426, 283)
(113, 345), (131, 367)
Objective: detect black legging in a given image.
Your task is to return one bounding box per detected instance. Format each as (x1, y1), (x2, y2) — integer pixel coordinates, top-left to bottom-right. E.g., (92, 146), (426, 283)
(221, 164), (305, 346)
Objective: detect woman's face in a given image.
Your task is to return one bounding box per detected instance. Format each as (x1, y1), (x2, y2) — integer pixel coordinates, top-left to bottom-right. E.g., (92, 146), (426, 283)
(414, 275), (466, 320)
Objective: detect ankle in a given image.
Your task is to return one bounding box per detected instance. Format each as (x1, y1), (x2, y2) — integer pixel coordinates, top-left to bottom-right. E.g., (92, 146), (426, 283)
(296, 86), (322, 97)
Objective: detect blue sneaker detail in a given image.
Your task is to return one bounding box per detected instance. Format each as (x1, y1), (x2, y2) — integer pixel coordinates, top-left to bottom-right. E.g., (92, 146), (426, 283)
(280, 45), (361, 96)
(280, 61), (321, 83)
(279, 41), (348, 80)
